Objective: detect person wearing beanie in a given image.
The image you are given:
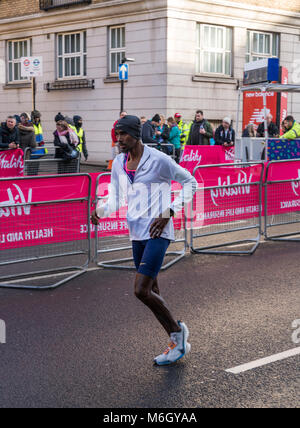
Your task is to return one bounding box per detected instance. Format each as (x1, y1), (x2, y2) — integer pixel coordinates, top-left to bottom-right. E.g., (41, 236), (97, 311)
(31, 110), (44, 147)
(70, 115), (88, 161)
(91, 115), (197, 366)
(55, 112), (65, 123)
(141, 113), (162, 146)
(18, 112), (36, 158)
(215, 117), (235, 147)
(109, 111), (128, 170)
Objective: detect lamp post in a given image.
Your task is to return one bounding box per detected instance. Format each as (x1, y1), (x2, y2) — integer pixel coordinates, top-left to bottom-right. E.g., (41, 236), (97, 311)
(120, 57), (135, 114)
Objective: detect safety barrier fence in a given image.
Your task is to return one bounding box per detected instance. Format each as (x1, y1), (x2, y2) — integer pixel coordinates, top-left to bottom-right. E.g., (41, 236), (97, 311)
(144, 143), (176, 160)
(24, 147), (80, 176)
(1, 159), (300, 289)
(264, 159), (300, 241)
(0, 174), (91, 289)
(93, 173), (186, 270)
(190, 162), (264, 255)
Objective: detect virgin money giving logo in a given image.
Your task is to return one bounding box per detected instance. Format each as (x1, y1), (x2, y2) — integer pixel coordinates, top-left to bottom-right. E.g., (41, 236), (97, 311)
(0, 184), (32, 218)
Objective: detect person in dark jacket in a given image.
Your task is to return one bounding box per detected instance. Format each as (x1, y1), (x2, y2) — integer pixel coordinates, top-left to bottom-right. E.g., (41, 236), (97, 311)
(18, 113), (36, 159)
(53, 120), (79, 174)
(215, 117), (235, 147)
(142, 114), (161, 146)
(187, 110), (213, 145)
(256, 114), (279, 138)
(0, 116), (20, 150)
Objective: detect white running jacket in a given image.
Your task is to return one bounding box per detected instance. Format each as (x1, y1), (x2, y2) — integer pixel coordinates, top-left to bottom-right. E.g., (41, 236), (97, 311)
(97, 145), (197, 241)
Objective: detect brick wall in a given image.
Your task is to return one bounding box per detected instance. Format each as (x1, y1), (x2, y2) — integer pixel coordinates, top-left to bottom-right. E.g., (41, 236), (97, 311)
(0, 0), (40, 19)
(230, 0), (300, 12)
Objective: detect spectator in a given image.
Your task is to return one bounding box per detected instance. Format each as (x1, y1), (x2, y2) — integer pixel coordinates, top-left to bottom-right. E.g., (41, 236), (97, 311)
(167, 117), (181, 163)
(0, 116), (20, 150)
(72, 115), (88, 161)
(18, 113), (36, 159)
(187, 110), (213, 146)
(242, 124), (257, 138)
(55, 112), (65, 123)
(140, 116), (147, 126)
(108, 111), (128, 170)
(174, 113), (191, 148)
(281, 116), (300, 139)
(256, 114), (279, 138)
(31, 110), (44, 147)
(53, 120), (79, 174)
(215, 117), (235, 147)
(157, 114), (170, 154)
(142, 114), (161, 146)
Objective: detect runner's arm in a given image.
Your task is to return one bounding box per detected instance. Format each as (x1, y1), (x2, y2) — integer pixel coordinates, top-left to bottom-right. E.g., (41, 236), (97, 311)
(166, 158), (198, 214)
(96, 161), (126, 218)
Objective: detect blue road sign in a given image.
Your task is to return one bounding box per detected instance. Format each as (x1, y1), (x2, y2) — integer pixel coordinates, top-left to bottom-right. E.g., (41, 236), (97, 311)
(119, 64), (128, 81)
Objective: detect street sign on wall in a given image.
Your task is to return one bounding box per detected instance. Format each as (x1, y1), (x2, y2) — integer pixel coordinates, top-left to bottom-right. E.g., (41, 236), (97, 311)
(119, 63), (128, 81)
(21, 57), (43, 77)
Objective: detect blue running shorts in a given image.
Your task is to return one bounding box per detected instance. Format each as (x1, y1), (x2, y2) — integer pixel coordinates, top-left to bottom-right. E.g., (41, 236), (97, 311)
(132, 238), (170, 279)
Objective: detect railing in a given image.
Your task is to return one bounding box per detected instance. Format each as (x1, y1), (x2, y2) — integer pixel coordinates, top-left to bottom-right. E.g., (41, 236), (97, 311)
(40, 0), (92, 11)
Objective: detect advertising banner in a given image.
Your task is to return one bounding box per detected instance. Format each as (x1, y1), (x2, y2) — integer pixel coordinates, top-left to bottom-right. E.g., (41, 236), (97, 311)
(192, 163), (263, 228)
(179, 146), (235, 173)
(0, 149), (24, 178)
(0, 175), (90, 250)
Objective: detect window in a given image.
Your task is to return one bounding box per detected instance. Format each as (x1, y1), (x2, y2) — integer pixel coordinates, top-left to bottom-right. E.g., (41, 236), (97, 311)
(7, 39), (32, 82)
(196, 24), (232, 76)
(246, 31), (279, 62)
(57, 31), (87, 79)
(40, 0), (91, 11)
(109, 26), (126, 75)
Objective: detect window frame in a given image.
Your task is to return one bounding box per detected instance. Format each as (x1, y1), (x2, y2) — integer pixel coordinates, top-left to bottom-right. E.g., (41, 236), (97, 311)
(196, 24), (233, 77)
(109, 25), (126, 76)
(6, 38), (32, 83)
(246, 30), (279, 63)
(56, 31), (87, 80)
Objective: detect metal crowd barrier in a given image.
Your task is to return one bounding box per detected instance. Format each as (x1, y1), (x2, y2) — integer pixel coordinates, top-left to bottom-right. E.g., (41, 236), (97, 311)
(94, 173), (187, 270)
(24, 147), (80, 176)
(144, 143), (176, 160)
(264, 159), (300, 241)
(190, 162), (264, 255)
(0, 174), (91, 289)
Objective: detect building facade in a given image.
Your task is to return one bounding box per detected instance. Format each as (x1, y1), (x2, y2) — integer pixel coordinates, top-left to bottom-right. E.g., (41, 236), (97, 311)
(0, 0), (299, 162)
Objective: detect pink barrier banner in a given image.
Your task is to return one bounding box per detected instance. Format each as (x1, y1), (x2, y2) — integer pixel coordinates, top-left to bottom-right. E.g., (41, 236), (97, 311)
(0, 149), (24, 178)
(0, 175), (90, 250)
(191, 163), (263, 228)
(179, 145), (235, 173)
(89, 173), (129, 238)
(90, 173), (183, 237)
(266, 160), (300, 216)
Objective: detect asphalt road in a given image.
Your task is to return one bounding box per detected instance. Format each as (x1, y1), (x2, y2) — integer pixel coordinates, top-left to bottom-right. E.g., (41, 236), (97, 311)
(0, 240), (299, 408)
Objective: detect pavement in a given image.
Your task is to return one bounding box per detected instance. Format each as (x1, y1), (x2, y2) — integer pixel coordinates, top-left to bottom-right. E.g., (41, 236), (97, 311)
(0, 239), (299, 408)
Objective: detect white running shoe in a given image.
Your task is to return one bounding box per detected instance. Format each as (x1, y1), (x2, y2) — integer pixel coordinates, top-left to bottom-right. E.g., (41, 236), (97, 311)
(154, 321), (191, 366)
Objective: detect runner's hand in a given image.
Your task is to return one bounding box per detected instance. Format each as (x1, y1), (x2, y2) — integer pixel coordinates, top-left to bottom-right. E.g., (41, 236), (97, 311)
(150, 212), (171, 239)
(91, 210), (100, 225)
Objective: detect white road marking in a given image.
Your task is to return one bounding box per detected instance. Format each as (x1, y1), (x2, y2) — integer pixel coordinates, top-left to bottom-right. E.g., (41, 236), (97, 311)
(226, 347), (300, 374)
(1, 267), (100, 284)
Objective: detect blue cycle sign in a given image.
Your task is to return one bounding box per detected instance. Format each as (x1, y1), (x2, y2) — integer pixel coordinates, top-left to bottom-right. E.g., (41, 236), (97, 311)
(21, 57), (43, 77)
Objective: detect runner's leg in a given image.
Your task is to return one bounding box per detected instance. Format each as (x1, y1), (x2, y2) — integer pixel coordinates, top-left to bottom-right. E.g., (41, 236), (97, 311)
(133, 238), (180, 335)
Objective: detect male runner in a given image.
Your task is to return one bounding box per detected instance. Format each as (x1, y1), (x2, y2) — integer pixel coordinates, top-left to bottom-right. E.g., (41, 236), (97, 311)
(91, 115), (197, 365)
